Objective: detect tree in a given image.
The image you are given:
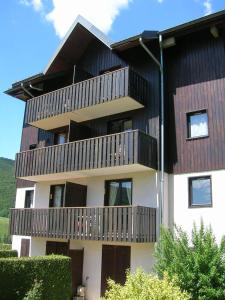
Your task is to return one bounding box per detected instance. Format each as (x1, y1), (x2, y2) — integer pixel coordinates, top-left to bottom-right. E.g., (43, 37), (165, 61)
(102, 268), (190, 300)
(154, 223), (225, 299)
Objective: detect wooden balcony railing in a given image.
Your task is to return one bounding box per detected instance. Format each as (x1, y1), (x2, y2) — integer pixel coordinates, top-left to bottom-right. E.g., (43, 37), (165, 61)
(25, 67), (150, 125)
(15, 130), (157, 178)
(10, 206), (156, 243)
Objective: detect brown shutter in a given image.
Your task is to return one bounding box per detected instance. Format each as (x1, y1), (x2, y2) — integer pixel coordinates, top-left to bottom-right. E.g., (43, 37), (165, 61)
(20, 239), (30, 257)
(65, 182), (87, 207)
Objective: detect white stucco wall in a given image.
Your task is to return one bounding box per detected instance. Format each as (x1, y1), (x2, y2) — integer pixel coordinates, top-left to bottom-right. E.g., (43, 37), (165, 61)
(34, 170), (159, 209)
(169, 169), (225, 242)
(14, 187), (35, 208)
(12, 187), (34, 255)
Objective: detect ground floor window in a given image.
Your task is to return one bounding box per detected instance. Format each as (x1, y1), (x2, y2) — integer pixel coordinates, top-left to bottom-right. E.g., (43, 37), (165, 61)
(188, 176), (212, 207)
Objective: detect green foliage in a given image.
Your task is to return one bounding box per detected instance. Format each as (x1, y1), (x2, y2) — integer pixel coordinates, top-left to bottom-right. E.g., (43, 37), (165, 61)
(0, 217), (11, 243)
(0, 243), (11, 250)
(0, 255), (72, 300)
(0, 249), (18, 258)
(23, 280), (43, 300)
(102, 268), (190, 300)
(0, 157), (16, 218)
(154, 223), (225, 300)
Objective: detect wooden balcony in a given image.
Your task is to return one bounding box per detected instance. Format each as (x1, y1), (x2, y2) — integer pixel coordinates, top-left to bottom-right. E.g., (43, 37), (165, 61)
(25, 67), (149, 130)
(15, 130), (157, 181)
(10, 206), (156, 243)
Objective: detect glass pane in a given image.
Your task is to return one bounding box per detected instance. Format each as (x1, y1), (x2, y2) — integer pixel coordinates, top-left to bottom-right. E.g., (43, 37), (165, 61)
(108, 182), (120, 206)
(123, 120), (132, 132)
(190, 113), (208, 138)
(120, 181), (132, 205)
(53, 186), (64, 207)
(191, 178), (211, 206)
(56, 133), (67, 145)
(108, 120), (122, 134)
(25, 190), (34, 208)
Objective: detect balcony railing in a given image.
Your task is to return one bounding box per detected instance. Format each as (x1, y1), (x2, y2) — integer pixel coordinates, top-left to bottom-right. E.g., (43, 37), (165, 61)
(25, 67), (150, 129)
(15, 130), (157, 179)
(10, 206), (156, 243)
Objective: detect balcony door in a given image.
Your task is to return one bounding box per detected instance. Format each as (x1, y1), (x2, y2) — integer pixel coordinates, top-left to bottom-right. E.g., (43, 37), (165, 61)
(104, 179), (132, 206)
(101, 245), (130, 296)
(49, 184), (65, 207)
(108, 118), (132, 134)
(49, 182), (87, 207)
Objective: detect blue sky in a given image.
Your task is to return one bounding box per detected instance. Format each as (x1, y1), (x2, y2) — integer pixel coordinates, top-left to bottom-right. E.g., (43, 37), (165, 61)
(1, 0), (225, 160)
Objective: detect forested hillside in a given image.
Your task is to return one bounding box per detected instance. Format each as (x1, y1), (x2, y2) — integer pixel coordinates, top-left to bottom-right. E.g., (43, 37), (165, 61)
(0, 157), (16, 217)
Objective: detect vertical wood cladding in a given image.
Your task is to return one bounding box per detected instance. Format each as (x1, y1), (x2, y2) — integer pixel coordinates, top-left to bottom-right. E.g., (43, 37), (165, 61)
(165, 31), (225, 174)
(18, 40), (160, 189)
(77, 39), (126, 76)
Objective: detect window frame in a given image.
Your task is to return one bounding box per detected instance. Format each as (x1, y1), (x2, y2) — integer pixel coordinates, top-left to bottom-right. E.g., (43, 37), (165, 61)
(186, 109), (209, 140)
(188, 176), (212, 208)
(104, 178), (133, 206)
(49, 184), (65, 208)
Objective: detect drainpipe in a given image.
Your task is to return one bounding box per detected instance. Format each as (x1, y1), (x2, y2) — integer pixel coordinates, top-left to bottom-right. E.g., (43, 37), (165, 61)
(139, 35), (164, 228)
(21, 82), (34, 98)
(29, 84), (43, 92)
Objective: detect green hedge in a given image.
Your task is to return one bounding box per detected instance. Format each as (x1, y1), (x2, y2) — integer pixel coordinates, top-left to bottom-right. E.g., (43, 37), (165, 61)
(0, 250), (17, 258)
(0, 243), (11, 250)
(0, 255), (72, 300)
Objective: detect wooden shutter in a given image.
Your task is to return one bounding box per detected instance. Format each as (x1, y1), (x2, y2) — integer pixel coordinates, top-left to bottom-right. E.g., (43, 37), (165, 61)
(65, 182), (87, 207)
(20, 239), (30, 257)
(69, 249), (84, 296)
(101, 245), (130, 296)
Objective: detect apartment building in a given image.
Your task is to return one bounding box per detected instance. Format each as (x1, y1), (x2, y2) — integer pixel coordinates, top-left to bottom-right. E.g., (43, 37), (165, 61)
(6, 10), (225, 299)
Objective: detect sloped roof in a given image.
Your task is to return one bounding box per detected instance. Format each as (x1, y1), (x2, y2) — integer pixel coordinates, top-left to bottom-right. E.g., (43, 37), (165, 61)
(44, 15), (112, 75)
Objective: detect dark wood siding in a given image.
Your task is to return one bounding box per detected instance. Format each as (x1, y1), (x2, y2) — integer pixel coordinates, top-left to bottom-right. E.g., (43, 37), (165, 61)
(77, 39), (126, 76)
(165, 30), (225, 174)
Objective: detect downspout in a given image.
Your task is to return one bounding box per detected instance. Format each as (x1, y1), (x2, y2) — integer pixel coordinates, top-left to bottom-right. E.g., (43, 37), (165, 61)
(139, 35), (164, 227)
(21, 82), (34, 98)
(29, 84), (43, 92)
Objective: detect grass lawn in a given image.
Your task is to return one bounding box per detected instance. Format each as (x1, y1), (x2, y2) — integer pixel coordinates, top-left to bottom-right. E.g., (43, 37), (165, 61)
(0, 217), (9, 242)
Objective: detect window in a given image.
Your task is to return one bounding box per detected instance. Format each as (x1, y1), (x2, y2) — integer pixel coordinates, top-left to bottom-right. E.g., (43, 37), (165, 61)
(54, 132), (68, 145)
(49, 185), (65, 207)
(105, 179), (132, 206)
(187, 110), (208, 139)
(24, 190), (34, 208)
(29, 144), (37, 150)
(108, 119), (132, 134)
(189, 176), (212, 207)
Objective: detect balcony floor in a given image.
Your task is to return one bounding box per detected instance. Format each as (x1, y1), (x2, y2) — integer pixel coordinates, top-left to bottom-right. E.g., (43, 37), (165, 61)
(20, 163), (154, 182)
(30, 96), (144, 130)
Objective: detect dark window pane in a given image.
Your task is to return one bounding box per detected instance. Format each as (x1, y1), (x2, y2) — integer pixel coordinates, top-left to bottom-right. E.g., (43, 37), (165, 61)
(190, 177), (211, 206)
(105, 180), (132, 206)
(121, 181), (132, 205)
(123, 120), (132, 132)
(25, 190), (34, 208)
(108, 181), (120, 206)
(108, 119), (132, 134)
(187, 111), (208, 138)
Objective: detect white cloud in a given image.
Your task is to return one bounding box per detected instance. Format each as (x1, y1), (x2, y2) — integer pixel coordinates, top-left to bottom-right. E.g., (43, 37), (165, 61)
(203, 0), (213, 15)
(45, 0), (131, 38)
(20, 0), (43, 11)
(157, 0), (164, 3)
